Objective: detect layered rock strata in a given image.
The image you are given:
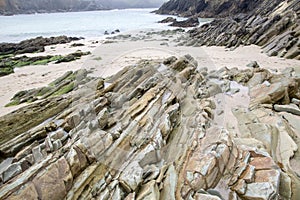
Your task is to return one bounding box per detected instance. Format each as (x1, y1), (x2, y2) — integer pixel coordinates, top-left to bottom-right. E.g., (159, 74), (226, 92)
(176, 0), (299, 60)
(0, 56), (299, 199)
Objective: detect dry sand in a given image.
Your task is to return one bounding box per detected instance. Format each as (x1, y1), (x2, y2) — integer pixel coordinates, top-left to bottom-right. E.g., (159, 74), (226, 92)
(1, 30), (300, 116)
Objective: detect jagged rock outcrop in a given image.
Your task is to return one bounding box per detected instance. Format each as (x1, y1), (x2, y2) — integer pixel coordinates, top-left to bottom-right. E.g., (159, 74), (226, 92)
(170, 17), (199, 28)
(175, 0), (300, 60)
(155, 0), (279, 18)
(0, 56), (300, 199)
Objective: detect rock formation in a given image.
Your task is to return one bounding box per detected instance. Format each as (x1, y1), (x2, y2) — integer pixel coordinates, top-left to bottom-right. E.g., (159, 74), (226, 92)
(0, 55), (299, 199)
(0, 36), (90, 77)
(0, 36), (82, 55)
(155, 0), (273, 18)
(169, 0), (299, 60)
(170, 17), (199, 28)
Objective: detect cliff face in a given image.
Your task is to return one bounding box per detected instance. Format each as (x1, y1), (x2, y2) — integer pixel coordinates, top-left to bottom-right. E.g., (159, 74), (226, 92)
(0, 0), (166, 15)
(156, 0), (268, 17)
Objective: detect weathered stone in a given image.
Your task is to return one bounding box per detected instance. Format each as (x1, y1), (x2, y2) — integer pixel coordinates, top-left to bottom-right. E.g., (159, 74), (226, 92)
(249, 157), (277, 170)
(97, 108), (109, 129)
(142, 165), (160, 183)
(52, 139), (63, 151)
(136, 180), (160, 200)
(32, 158), (69, 200)
(246, 61), (260, 68)
(32, 145), (45, 163)
(279, 172), (292, 199)
(243, 182), (277, 200)
(6, 182), (39, 200)
(160, 165), (177, 200)
(2, 163), (22, 183)
(0, 158), (14, 175)
(274, 104), (300, 116)
(231, 179), (247, 195)
(66, 147), (88, 177)
(119, 161), (143, 192)
(206, 167), (220, 188)
(15, 141), (39, 161)
(254, 169), (280, 190)
(240, 165), (255, 183)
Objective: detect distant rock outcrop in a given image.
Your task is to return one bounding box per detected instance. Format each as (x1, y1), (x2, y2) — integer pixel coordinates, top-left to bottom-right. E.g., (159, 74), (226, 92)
(176, 0), (300, 60)
(155, 0), (272, 17)
(170, 17), (199, 27)
(0, 36), (81, 55)
(163, 0), (299, 60)
(0, 0), (166, 15)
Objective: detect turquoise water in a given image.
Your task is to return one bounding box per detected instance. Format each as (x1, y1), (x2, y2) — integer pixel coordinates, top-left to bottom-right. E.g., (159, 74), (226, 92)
(0, 9), (181, 42)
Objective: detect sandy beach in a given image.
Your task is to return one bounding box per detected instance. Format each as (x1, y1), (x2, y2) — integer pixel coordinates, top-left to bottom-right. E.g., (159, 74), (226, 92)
(1, 29), (300, 116)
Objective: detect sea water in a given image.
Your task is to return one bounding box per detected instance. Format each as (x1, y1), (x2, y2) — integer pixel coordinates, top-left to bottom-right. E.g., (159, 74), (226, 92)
(0, 8), (183, 43)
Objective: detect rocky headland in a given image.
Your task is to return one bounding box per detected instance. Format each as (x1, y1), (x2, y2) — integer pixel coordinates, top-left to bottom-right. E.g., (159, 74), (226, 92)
(157, 0), (300, 60)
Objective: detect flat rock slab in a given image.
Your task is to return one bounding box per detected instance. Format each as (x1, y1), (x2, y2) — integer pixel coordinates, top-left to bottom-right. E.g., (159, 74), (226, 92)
(274, 104), (300, 116)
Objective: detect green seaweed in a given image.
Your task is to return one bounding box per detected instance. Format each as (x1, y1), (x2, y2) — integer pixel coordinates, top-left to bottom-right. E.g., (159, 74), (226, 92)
(52, 82), (75, 96)
(0, 54), (14, 60)
(5, 99), (20, 107)
(0, 67), (14, 76)
(32, 55), (62, 65)
(36, 87), (52, 96)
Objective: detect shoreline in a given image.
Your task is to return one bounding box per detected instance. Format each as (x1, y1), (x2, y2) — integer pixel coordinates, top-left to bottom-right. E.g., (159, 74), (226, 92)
(0, 29), (300, 116)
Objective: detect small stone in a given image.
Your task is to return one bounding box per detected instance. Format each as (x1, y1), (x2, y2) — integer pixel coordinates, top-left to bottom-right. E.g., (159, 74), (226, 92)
(246, 61), (260, 68)
(274, 104), (300, 116)
(291, 98), (300, 105)
(2, 163), (22, 182)
(0, 158), (14, 175)
(32, 145), (44, 163)
(254, 169), (281, 189)
(98, 108), (108, 129)
(243, 182), (276, 200)
(52, 139), (63, 151)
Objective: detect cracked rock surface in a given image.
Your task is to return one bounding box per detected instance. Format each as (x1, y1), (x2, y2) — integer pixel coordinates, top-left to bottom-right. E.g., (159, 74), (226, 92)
(0, 55), (300, 200)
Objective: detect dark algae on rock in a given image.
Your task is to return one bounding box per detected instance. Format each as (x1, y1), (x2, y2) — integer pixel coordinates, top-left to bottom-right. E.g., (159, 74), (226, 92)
(0, 50), (90, 77)
(0, 36), (89, 76)
(5, 69), (91, 107)
(0, 36), (81, 55)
